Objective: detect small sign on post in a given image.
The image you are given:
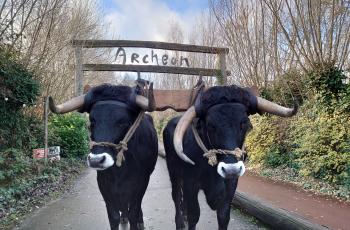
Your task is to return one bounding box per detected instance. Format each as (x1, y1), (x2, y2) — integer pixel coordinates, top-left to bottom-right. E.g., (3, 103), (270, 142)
(33, 146), (61, 161)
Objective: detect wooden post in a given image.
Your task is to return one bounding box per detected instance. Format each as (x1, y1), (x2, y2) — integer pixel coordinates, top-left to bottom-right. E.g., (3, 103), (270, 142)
(44, 96), (49, 165)
(75, 47), (83, 96)
(219, 52), (227, 85)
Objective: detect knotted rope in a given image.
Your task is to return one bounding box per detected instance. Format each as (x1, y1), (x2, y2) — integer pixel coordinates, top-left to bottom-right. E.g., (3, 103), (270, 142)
(191, 122), (246, 166)
(90, 111), (145, 167)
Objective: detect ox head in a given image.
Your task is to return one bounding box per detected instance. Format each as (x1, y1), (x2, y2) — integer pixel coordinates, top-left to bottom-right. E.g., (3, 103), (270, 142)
(49, 84), (151, 170)
(174, 85), (297, 179)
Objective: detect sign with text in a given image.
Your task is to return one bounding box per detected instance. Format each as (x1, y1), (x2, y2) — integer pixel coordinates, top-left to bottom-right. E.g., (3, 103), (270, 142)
(32, 146), (61, 161)
(114, 47), (190, 67)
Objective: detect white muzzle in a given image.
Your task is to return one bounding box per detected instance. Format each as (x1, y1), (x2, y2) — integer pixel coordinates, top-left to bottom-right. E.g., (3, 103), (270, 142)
(87, 152), (115, 170)
(217, 161), (245, 179)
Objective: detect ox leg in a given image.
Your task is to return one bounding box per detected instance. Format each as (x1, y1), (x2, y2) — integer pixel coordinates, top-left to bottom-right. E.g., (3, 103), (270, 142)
(170, 177), (186, 230)
(184, 180), (200, 230)
(216, 201), (230, 230)
(128, 176), (149, 230)
(216, 179), (237, 230)
(137, 209), (144, 230)
(120, 211), (128, 224)
(106, 204), (120, 230)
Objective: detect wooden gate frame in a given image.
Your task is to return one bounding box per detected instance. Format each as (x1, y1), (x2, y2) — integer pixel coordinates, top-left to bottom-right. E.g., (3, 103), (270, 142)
(72, 40), (230, 96)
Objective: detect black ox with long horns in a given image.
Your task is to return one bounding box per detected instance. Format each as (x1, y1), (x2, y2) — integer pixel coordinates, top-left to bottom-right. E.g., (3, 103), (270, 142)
(163, 85), (297, 230)
(49, 84), (158, 230)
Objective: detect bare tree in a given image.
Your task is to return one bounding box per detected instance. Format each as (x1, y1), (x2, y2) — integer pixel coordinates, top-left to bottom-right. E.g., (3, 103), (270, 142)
(0, 0), (110, 102)
(263, 0), (350, 70)
(210, 0), (350, 88)
(210, 0), (275, 87)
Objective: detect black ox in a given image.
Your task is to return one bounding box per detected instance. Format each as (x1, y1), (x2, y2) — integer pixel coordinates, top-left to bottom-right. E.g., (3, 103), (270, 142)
(163, 85), (297, 230)
(49, 84), (158, 230)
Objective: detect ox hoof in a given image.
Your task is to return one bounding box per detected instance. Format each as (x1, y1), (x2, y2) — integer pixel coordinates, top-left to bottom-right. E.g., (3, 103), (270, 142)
(137, 223), (145, 230)
(120, 217), (128, 224)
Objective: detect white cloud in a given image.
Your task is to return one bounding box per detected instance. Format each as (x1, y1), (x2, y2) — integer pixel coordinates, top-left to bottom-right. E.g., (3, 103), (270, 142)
(103, 0), (202, 42)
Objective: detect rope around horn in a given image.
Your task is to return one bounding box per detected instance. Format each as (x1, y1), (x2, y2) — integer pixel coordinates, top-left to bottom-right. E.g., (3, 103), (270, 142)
(90, 111), (145, 167)
(191, 122), (246, 166)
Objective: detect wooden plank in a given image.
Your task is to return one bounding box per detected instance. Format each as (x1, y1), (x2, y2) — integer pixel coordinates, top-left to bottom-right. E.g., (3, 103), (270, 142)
(153, 89), (194, 111)
(72, 40), (229, 54)
(233, 191), (328, 230)
(82, 64), (231, 76)
(75, 47), (83, 96)
(219, 53), (227, 85)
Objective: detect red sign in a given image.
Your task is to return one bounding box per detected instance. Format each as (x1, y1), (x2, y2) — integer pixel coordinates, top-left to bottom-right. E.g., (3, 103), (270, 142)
(32, 148), (45, 159)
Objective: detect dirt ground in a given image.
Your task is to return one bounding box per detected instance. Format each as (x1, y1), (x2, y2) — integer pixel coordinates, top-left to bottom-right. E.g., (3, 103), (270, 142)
(238, 172), (350, 230)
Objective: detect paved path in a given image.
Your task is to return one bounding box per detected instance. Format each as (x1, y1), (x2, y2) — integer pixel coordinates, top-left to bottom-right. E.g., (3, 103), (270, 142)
(16, 158), (266, 230)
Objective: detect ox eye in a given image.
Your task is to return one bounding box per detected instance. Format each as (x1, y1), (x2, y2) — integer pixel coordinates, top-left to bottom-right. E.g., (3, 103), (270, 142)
(240, 120), (249, 129)
(116, 123), (129, 128)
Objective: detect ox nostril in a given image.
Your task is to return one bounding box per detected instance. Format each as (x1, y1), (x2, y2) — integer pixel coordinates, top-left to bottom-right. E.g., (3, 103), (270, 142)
(99, 155), (106, 164)
(221, 166), (226, 174)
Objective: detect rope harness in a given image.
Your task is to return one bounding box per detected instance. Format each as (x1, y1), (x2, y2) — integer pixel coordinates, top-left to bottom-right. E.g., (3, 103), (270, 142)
(89, 111), (145, 167)
(191, 122), (246, 166)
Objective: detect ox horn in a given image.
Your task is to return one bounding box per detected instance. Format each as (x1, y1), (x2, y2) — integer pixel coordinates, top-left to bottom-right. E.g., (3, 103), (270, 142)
(173, 106), (196, 165)
(257, 97), (297, 117)
(49, 95), (85, 114)
(135, 95), (150, 111)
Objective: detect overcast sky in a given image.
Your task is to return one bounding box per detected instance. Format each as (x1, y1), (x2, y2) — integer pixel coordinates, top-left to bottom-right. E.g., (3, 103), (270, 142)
(102, 0), (209, 41)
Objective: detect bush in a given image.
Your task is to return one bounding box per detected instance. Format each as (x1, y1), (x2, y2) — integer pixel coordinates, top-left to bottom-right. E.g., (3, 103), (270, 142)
(307, 62), (349, 113)
(246, 102), (350, 192)
(49, 113), (89, 158)
(261, 69), (307, 106)
(245, 115), (295, 167)
(290, 108), (350, 187)
(0, 148), (86, 229)
(0, 46), (40, 151)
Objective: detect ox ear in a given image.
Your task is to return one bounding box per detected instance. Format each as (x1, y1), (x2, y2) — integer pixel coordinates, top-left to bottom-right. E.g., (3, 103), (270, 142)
(244, 85), (259, 97)
(83, 84), (92, 94)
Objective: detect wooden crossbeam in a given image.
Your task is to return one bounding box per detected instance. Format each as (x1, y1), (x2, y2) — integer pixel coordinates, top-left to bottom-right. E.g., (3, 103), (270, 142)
(72, 40), (229, 54)
(82, 64), (230, 76)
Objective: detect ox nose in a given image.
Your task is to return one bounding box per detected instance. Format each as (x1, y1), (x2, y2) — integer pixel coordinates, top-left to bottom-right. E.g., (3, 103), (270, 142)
(87, 152), (115, 170)
(221, 165), (241, 177)
(217, 161), (245, 179)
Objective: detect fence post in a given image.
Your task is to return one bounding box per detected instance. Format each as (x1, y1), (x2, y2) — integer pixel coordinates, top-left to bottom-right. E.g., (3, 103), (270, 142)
(75, 46), (83, 96)
(219, 52), (227, 85)
(44, 96), (49, 165)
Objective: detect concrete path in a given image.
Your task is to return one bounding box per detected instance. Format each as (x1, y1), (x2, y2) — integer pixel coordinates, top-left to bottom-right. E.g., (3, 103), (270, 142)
(16, 158), (266, 230)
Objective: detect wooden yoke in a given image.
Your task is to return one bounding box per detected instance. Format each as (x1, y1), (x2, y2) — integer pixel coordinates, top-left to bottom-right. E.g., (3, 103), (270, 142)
(83, 82), (205, 112)
(152, 81), (205, 112)
(153, 90), (195, 111)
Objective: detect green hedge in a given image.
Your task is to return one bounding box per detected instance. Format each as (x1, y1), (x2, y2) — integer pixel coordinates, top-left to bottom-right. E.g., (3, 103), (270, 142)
(0, 47), (40, 151)
(49, 113), (89, 159)
(246, 102), (350, 197)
